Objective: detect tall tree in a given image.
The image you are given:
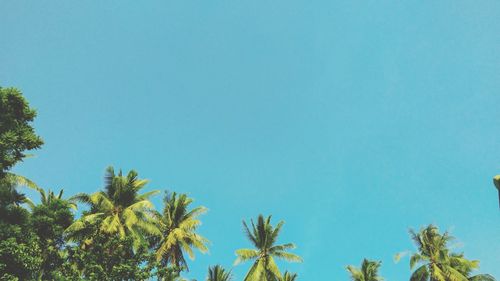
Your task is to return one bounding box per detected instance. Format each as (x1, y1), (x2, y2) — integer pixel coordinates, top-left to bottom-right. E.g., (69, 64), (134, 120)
(234, 215), (302, 281)
(0, 179), (42, 280)
(207, 265), (232, 281)
(66, 166), (159, 248)
(30, 187), (75, 280)
(346, 259), (383, 281)
(409, 225), (494, 281)
(64, 233), (153, 280)
(0, 87), (44, 280)
(154, 192), (209, 272)
(0, 87), (43, 175)
(448, 253), (495, 281)
(154, 265), (189, 281)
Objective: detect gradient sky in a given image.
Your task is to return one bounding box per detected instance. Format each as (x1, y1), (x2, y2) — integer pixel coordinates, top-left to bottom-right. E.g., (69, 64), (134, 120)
(1, 1), (500, 280)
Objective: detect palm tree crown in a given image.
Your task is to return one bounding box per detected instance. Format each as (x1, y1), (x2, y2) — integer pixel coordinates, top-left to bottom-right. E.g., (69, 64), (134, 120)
(235, 215), (302, 281)
(409, 225), (495, 281)
(207, 265), (232, 281)
(66, 166), (159, 248)
(346, 259), (383, 281)
(27, 187), (77, 210)
(155, 191), (209, 271)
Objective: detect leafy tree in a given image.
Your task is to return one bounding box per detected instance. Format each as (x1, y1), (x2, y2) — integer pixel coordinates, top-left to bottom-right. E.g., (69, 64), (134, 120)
(0, 87), (44, 280)
(154, 192), (209, 272)
(65, 233), (153, 280)
(346, 259), (383, 281)
(30, 188), (75, 280)
(66, 166), (159, 248)
(234, 215), (302, 281)
(207, 265), (232, 281)
(0, 177), (43, 280)
(154, 266), (188, 281)
(409, 225), (494, 281)
(0, 87), (43, 175)
(0, 234), (42, 280)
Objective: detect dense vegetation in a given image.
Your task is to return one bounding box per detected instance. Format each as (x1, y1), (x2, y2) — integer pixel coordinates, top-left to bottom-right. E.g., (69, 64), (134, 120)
(0, 87), (496, 280)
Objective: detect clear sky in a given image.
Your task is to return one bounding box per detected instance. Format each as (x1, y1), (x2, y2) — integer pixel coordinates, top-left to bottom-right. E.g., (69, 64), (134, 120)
(1, 1), (500, 280)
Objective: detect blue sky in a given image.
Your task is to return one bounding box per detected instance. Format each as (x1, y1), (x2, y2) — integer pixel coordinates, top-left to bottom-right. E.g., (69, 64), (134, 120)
(1, 1), (500, 279)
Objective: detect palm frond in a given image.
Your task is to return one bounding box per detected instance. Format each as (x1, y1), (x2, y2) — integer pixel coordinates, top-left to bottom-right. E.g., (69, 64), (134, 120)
(410, 265), (429, 281)
(234, 249), (259, 265)
(272, 251), (303, 262)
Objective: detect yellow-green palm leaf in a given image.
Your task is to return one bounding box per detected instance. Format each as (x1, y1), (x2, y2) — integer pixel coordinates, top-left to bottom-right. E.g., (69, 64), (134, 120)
(66, 166), (159, 248)
(235, 215), (302, 281)
(155, 192), (209, 272)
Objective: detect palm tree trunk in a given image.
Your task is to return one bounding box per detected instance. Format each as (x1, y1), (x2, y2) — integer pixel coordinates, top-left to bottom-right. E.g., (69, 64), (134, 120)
(497, 189), (500, 208)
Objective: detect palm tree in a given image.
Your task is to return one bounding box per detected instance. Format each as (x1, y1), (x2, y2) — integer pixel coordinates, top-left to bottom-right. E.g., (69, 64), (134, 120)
(409, 225), (461, 281)
(0, 172), (40, 207)
(409, 225), (495, 281)
(66, 166), (159, 248)
(207, 265), (232, 281)
(29, 186), (76, 280)
(25, 187), (77, 210)
(234, 215), (302, 281)
(155, 192), (209, 272)
(346, 259), (383, 281)
(280, 271), (298, 281)
(448, 253), (495, 281)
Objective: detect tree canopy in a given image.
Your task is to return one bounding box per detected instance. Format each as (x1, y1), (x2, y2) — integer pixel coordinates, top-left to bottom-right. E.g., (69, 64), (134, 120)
(0, 87), (43, 175)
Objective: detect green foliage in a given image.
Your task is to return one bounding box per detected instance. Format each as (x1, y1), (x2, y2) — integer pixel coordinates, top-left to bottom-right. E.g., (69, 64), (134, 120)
(154, 192), (209, 271)
(279, 271), (298, 281)
(346, 259), (383, 281)
(0, 219), (42, 280)
(408, 225), (494, 281)
(30, 188), (75, 280)
(0, 87), (43, 174)
(207, 265), (232, 281)
(154, 266), (187, 281)
(65, 233), (153, 280)
(0, 175), (43, 280)
(66, 166), (160, 249)
(234, 215), (302, 281)
(0, 237), (42, 280)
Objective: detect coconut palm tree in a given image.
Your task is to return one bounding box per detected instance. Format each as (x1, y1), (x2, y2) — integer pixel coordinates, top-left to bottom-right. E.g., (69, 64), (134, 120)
(207, 265), (232, 281)
(448, 253), (495, 281)
(0, 172), (40, 207)
(280, 271), (298, 281)
(234, 215), (302, 281)
(25, 186), (76, 210)
(66, 166), (159, 248)
(409, 225), (495, 281)
(346, 259), (383, 281)
(409, 225), (461, 281)
(29, 186), (76, 280)
(155, 192), (209, 272)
